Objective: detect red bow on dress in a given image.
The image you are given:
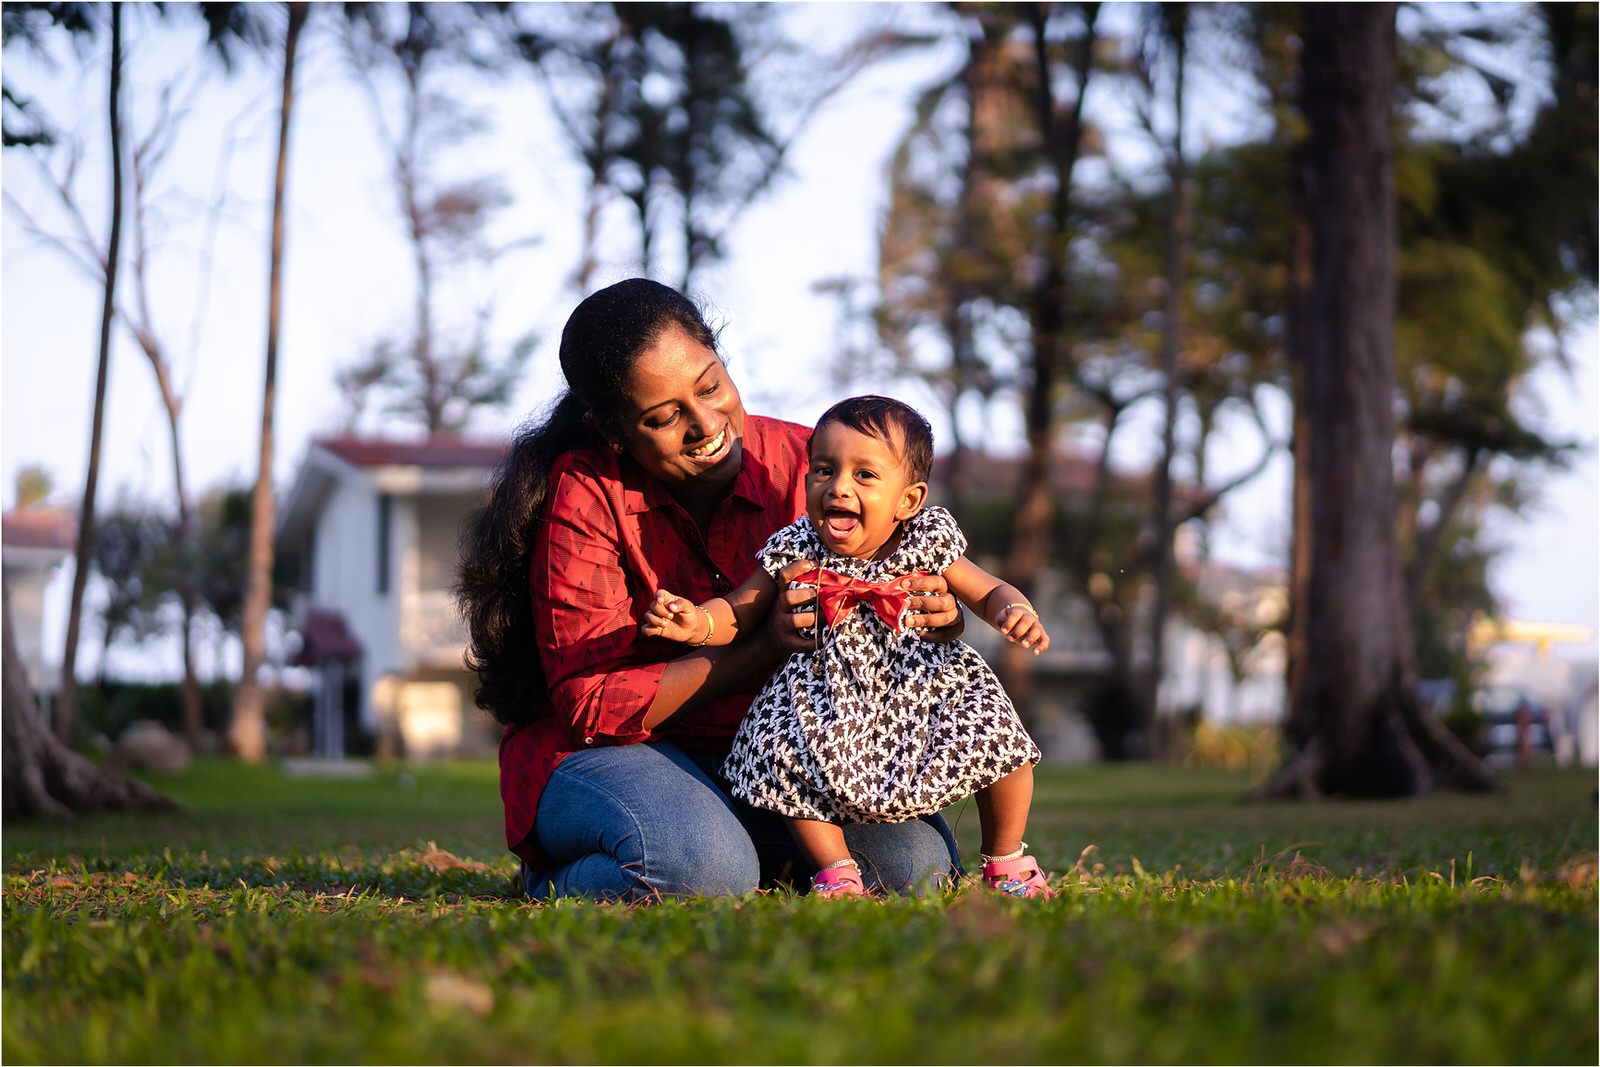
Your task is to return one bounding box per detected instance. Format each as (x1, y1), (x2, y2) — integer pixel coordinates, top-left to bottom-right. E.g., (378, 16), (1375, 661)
(791, 568), (927, 633)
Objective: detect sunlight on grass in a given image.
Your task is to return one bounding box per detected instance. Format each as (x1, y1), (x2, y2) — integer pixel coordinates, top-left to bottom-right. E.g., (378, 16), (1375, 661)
(4, 761), (1595, 1064)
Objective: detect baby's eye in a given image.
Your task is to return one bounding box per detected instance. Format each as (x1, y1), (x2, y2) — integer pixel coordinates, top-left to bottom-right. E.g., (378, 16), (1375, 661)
(812, 465), (833, 478)
(857, 469), (877, 481)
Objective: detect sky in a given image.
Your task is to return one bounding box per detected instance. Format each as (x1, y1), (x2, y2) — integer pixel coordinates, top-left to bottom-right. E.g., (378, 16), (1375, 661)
(2, 4), (1596, 679)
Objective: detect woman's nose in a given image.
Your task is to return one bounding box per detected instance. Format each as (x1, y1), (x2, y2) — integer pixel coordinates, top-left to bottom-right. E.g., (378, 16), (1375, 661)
(684, 401), (715, 439)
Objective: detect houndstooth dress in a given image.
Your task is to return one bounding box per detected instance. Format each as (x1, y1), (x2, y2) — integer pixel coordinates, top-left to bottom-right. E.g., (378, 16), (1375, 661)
(722, 506), (1041, 824)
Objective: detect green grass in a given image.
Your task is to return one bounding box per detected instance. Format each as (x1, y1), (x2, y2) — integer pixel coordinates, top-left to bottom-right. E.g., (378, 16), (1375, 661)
(4, 761), (1596, 1064)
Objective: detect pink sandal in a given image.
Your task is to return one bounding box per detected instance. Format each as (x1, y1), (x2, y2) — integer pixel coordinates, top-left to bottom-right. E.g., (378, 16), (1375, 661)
(983, 854), (1055, 899)
(811, 865), (868, 897)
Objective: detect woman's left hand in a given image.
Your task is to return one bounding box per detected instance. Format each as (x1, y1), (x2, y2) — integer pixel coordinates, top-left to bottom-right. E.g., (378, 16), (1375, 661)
(903, 574), (964, 642)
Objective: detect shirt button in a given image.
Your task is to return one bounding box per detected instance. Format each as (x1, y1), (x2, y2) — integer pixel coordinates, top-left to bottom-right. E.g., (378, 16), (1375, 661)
(713, 572), (724, 583)
(584, 737), (594, 746)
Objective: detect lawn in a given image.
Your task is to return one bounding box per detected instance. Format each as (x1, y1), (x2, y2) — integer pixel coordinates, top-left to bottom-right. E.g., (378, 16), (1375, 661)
(4, 760), (1595, 1064)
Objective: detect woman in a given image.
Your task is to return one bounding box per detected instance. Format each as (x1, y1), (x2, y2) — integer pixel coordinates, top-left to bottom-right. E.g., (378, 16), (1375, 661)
(457, 278), (965, 901)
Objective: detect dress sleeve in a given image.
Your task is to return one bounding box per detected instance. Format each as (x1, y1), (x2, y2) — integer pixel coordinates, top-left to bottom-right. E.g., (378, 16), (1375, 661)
(756, 516), (818, 581)
(532, 464), (665, 750)
(912, 505), (968, 573)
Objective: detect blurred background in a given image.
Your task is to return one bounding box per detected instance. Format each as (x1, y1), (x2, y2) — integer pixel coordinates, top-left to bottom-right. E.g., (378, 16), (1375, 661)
(2, 2), (1594, 774)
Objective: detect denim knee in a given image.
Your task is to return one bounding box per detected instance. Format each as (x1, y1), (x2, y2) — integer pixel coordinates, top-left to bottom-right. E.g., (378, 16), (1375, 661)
(845, 819), (958, 896)
(633, 828), (760, 899)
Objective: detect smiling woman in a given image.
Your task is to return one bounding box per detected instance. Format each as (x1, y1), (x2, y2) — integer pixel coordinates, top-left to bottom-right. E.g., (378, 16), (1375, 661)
(454, 279), (966, 902)
(607, 325), (747, 517)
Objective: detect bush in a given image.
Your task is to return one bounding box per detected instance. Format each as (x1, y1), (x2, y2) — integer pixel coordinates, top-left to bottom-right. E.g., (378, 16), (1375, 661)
(1182, 719), (1283, 778)
(78, 680), (313, 749)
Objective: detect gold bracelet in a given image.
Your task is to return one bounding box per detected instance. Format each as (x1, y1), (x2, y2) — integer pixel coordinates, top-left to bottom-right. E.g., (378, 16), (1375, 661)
(691, 606), (716, 646)
(1001, 603), (1038, 618)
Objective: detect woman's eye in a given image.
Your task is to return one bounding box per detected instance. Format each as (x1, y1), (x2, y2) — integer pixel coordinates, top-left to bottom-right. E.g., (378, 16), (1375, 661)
(699, 382), (720, 398)
(646, 410), (680, 430)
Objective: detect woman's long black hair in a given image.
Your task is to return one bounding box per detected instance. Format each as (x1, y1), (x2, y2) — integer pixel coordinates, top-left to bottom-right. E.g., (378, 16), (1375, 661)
(455, 279), (720, 725)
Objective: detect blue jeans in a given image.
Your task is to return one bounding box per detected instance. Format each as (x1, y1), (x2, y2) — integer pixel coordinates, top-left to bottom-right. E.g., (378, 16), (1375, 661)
(522, 740), (963, 901)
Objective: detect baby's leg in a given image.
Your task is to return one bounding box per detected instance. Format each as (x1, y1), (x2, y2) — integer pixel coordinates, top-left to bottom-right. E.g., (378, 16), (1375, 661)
(787, 817), (852, 869)
(975, 763), (1034, 858)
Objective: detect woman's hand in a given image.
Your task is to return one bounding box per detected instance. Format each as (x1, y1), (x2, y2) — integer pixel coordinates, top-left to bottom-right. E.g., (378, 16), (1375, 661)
(903, 573), (965, 643)
(770, 560), (822, 652)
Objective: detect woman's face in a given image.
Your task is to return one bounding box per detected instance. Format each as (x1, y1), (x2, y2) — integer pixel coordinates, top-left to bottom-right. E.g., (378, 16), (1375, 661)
(614, 324), (747, 490)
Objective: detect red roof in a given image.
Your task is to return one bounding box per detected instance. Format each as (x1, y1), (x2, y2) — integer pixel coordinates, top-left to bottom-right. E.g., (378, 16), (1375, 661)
(291, 609), (363, 665)
(315, 434), (507, 471)
(2, 508), (76, 551)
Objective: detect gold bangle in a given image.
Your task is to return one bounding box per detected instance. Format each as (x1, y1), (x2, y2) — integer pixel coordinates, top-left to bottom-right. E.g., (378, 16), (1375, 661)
(1002, 603), (1038, 618)
(692, 606), (716, 646)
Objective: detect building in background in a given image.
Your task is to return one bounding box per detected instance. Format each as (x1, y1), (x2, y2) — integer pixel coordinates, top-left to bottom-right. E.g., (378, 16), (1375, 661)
(1, 506), (75, 714)
(277, 436), (505, 759)
(1469, 617), (1598, 767)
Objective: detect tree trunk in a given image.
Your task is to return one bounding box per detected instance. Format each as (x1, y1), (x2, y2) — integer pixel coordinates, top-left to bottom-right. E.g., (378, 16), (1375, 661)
(1001, 6), (1100, 720)
(56, 4), (125, 745)
(232, 2), (308, 762)
(1268, 2), (1496, 798)
(1007, 5), (1098, 599)
(152, 357), (203, 749)
(4, 580), (178, 819)
(1142, 4), (1189, 758)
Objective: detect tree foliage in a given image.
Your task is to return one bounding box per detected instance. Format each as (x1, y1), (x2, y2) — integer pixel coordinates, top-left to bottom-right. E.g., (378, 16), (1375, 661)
(335, 3), (534, 436)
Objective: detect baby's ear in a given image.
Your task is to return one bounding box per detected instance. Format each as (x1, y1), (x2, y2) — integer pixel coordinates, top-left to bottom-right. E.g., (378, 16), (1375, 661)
(895, 481), (929, 521)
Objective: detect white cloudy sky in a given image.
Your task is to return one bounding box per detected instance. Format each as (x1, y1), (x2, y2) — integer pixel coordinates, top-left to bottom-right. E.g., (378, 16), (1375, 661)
(3, 5), (1595, 676)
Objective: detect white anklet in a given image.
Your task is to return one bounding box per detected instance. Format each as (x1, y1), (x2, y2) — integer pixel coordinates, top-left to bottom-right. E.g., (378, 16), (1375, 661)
(981, 842), (1028, 864)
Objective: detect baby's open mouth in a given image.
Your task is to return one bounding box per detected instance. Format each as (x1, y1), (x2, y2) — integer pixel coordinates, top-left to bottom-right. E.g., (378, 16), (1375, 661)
(823, 510), (860, 539)
(685, 425), (729, 460)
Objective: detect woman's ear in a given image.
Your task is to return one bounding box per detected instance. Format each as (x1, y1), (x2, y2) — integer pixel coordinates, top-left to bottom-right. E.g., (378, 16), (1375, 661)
(585, 411), (625, 453)
(895, 481), (929, 521)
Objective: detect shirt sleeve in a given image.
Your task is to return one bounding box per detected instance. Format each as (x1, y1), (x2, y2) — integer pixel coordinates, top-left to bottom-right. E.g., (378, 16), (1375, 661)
(532, 464), (665, 750)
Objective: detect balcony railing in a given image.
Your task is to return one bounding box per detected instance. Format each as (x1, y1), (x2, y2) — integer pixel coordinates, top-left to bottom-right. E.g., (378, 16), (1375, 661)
(401, 588), (468, 665)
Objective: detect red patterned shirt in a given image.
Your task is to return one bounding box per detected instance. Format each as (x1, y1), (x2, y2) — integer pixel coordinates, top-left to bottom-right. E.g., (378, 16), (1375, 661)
(499, 415), (812, 864)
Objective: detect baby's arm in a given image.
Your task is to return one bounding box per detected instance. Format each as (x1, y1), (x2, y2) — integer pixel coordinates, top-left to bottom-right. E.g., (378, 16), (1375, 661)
(639, 570), (779, 647)
(940, 556), (1051, 654)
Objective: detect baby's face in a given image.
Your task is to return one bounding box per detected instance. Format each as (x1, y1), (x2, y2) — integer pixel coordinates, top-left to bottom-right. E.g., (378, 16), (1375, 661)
(805, 421), (926, 561)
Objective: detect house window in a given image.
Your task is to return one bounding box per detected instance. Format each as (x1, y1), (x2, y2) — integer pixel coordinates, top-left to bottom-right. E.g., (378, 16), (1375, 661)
(417, 493), (477, 592)
(376, 492), (392, 595)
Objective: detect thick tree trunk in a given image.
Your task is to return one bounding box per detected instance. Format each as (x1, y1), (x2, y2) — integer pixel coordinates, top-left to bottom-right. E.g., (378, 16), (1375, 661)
(56, 5), (125, 744)
(4, 581), (178, 819)
(232, 2), (308, 762)
(1269, 2), (1496, 798)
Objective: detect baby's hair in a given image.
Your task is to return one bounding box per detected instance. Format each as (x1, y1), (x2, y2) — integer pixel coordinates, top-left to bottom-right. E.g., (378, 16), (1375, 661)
(813, 395), (934, 483)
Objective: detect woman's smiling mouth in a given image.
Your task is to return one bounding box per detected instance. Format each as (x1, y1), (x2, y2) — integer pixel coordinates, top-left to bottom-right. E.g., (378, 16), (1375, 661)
(685, 425), (730, 464)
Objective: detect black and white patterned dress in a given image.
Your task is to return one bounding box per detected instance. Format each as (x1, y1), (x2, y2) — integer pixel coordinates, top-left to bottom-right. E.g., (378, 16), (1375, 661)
(722, 506), (1041, 824)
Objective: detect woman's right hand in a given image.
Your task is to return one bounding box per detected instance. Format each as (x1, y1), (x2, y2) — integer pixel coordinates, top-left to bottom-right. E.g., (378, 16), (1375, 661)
(769, 560), (821, 652)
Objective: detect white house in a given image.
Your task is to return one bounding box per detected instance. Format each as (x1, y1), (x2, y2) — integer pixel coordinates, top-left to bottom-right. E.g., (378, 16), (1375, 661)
(2, 506), (75, 710)
(277, 435), (506, 759)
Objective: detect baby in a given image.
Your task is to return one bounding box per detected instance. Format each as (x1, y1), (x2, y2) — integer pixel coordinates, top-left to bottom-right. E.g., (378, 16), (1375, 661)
(641, 395), (1054, 898)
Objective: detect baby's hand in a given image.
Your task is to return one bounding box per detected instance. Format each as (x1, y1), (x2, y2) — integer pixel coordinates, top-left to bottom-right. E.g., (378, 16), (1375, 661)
(998, 603), (1051, 655)
(640, 589), (704, 644)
